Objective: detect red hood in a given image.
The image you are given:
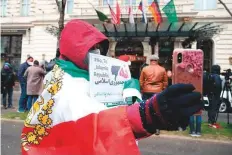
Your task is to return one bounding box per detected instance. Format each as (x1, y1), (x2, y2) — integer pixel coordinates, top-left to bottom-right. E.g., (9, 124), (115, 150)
(59, 20), (108, 70)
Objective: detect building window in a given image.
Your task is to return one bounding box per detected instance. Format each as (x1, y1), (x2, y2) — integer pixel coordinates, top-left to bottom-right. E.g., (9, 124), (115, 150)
(1, 35), (22, 72)
(147, 0), (160, 5)
(0, 0), (7, 17)
(67, 0), (74, 14)
(124, 0), (136, 5)
(103, 0), (114, 5)
(21, 0), (30, 16)
(194, 0), (217, 10)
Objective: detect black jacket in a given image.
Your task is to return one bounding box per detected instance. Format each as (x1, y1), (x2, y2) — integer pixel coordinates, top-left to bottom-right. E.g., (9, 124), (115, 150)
(1, 69), (15, 88)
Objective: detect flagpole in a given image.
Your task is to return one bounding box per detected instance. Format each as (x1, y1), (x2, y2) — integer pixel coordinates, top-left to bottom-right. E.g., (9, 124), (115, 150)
(86, 0), (96, 10)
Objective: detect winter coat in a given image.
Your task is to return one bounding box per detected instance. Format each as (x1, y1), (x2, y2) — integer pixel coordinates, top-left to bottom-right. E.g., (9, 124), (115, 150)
(24, 65), (46, 95)
(139, 64), (168, 93)
(1, 64), (15, 93)
(18, 62), (31, 83)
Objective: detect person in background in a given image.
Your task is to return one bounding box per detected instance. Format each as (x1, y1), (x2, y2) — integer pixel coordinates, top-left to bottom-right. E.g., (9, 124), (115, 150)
(166, 69), (172, 87)
(1, 62), (16, 109)
(24, 60), (46, 110)
(208, 65), (222, 129)
(17, 55), (34, 112)
(139, 55), (168, 100)
(189, 112), (202, 137)
(139, 55), (168, 135)
(45, 48), (60, 72)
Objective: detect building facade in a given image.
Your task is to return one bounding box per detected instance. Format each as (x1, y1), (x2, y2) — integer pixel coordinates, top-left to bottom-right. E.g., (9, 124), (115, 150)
(1, 0), (232, 73)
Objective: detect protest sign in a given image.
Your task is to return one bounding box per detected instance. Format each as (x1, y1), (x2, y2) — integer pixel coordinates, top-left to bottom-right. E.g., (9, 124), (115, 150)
(89, 53), (131, 105)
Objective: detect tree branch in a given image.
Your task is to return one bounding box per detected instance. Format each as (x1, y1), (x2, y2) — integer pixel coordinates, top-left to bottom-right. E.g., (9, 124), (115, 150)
(55, 0), (61, 12)
(218, 0), (232, 18)
(56, 0), (67, 45)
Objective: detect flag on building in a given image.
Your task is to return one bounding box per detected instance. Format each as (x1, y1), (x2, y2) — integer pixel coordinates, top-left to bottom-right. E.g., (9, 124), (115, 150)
(108, 4), (119, 24)
(107, 0), (120, 24)
(148, 0), (162, 24)
(162, 0), (178, 22)
(95, 9), (108, 22)
(128, 0), (135, 23)
(138, 0), (147, 23)
(116, 0), (121, 24)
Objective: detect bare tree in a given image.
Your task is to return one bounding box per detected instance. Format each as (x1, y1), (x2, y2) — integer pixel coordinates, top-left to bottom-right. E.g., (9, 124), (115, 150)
(218, 0), (232, 18)
(55, 0), (67, 43)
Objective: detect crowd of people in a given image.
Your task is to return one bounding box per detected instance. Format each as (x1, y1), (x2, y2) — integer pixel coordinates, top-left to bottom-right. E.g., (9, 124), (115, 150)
(1, 56), (46, 112)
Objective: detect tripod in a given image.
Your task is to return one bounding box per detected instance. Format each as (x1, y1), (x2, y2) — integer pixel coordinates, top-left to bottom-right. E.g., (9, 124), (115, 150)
(220, 78), (232, 124)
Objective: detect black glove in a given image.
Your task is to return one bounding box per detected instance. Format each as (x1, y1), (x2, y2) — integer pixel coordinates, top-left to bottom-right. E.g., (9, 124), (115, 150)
(139, 84), (203, 132)
(156, 84), (203, 130)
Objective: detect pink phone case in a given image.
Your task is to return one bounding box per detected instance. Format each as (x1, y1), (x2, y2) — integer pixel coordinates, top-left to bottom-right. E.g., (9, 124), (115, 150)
(172, 49), (203, 95)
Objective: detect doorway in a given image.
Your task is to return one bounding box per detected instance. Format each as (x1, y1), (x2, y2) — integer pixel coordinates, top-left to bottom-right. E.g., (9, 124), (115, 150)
(115, 39), (145, 79)
(1, 35), (22, 72)
(197, 39), (214, 72)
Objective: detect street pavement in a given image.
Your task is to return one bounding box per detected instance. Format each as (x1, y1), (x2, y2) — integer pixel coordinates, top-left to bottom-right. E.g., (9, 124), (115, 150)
(1, 120), (232, 155)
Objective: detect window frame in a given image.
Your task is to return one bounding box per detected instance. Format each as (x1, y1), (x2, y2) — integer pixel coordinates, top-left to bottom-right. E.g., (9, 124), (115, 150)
(21, 0), (30, 16)
(124, 0), (137, 6)
(66, 0), (74, 14)
(103, 0), (114, 6)
(194, 0), (217, 11)
(1, 0), (7, 17)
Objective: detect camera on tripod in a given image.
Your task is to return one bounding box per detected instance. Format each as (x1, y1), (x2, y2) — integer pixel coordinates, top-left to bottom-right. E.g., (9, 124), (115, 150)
(221, 69), (232, 81)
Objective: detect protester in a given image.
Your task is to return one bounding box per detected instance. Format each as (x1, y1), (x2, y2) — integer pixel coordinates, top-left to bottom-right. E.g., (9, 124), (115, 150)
(1, 62), (16, 109)
(207, 65), (222, 128)
(21, 20), (203, 155)
(139, 55), (168, 100)
(17, 55), (33, 112)
(24, 60), (46, 110)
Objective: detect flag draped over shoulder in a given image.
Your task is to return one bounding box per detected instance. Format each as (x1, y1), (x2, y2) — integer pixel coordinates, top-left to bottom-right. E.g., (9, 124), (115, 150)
(162, 0), (178, 22)
(148, 0), (162, 24)
(21, 59), (140, 155)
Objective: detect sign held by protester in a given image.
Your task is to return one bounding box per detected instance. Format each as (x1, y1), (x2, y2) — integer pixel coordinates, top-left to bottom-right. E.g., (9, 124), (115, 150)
(89, 53), (131, 105)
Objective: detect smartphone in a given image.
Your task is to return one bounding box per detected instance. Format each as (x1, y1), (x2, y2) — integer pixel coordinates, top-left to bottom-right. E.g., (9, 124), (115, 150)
(172, 49), (204, 95)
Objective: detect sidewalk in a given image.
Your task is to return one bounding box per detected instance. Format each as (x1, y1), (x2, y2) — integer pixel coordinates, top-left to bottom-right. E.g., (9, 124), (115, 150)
(1, 91), (20, 115)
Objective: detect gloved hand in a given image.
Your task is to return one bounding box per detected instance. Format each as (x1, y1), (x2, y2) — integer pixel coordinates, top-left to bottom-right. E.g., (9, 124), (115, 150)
(147, 84), (203, 131)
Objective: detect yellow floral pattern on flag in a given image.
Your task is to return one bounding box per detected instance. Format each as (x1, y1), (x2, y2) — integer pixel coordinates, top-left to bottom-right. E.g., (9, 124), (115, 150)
(21, 65), (64, 151)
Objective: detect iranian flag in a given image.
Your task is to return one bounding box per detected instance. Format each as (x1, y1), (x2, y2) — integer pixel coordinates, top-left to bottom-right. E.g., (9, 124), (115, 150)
(123, 78), (142, 103)
(21, 60), (140, 155)
(162, 0), (178, 22)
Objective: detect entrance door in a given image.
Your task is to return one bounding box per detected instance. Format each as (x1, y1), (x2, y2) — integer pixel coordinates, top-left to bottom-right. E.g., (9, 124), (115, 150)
(158, 39), (174, 70)
(115, 40), (144, 79)
(197, 39), (213, 71)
